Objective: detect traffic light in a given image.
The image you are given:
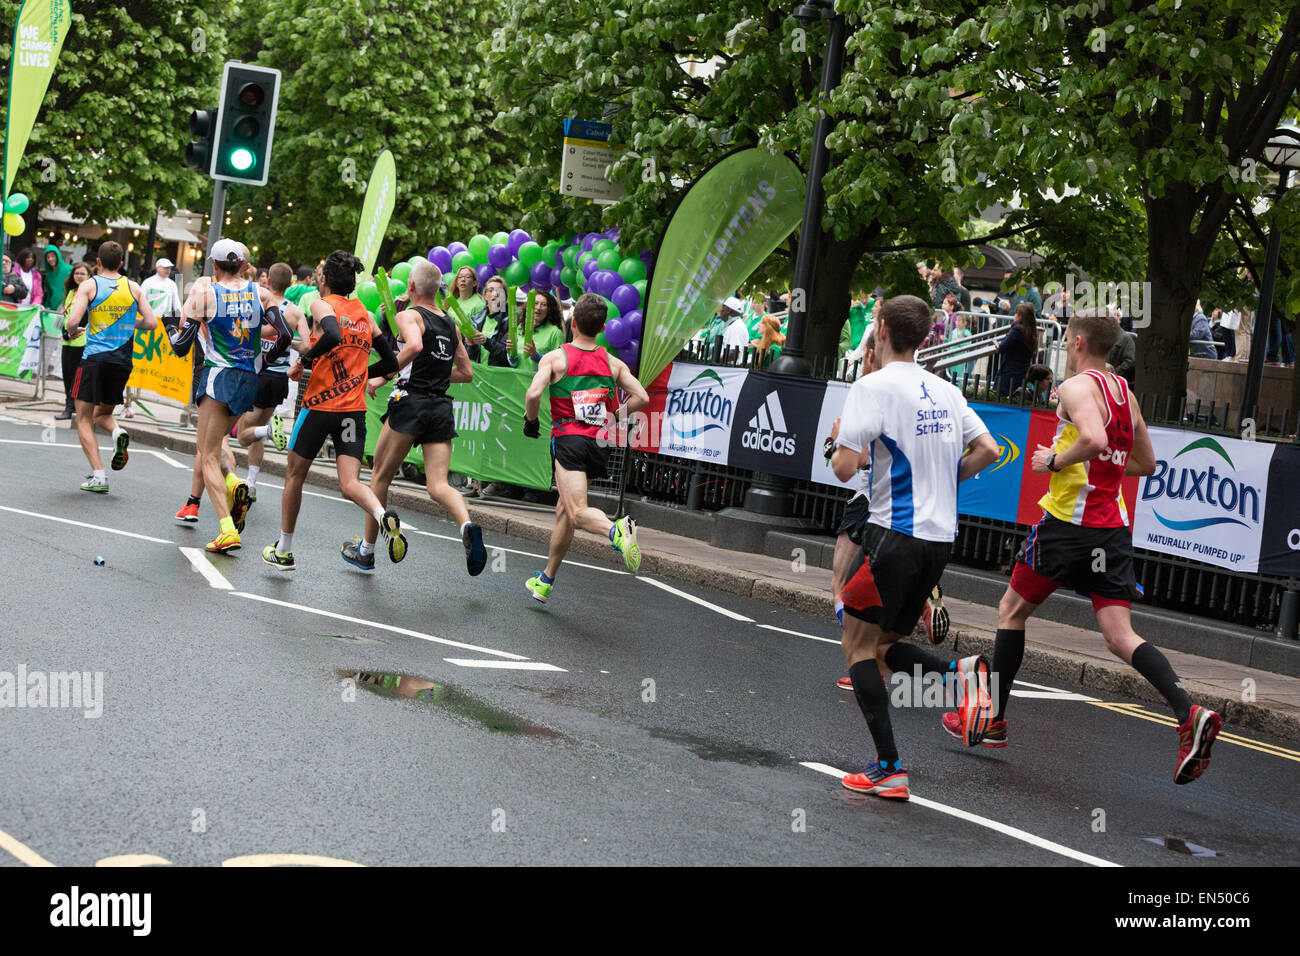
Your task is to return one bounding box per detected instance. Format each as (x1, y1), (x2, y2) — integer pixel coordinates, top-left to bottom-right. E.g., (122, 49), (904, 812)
(210, 61), (281, 186)
(185, 108), (217, 172)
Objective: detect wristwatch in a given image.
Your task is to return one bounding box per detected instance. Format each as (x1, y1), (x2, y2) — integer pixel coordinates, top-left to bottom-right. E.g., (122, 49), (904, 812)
(1047, 453), (1060, 472)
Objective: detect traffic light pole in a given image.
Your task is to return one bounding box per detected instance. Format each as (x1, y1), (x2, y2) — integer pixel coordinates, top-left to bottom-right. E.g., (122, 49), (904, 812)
(203, 178), (226, 278)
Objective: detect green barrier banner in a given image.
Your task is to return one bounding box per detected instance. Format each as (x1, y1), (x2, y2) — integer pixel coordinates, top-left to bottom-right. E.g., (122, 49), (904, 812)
(4, 0), (72, 200)
(0, 304), (39, 377)
(364, 364), (553, 490)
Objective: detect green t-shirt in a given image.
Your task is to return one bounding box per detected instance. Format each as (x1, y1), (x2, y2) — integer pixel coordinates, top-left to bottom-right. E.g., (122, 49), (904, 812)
(284, 283), (314, 305)
(454, 293), (485, 319)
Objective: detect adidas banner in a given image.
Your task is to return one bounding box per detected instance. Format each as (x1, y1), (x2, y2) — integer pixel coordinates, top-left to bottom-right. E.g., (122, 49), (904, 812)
(727, 371), (828, 478)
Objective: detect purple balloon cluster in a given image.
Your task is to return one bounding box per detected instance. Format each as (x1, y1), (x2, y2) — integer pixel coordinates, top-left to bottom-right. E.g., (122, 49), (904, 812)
(424, 225), (654, 371)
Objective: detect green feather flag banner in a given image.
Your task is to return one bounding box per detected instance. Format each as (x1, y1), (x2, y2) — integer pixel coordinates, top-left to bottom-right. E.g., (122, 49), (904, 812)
(3, 0), (72, 200)
(354, 148), (396, 277)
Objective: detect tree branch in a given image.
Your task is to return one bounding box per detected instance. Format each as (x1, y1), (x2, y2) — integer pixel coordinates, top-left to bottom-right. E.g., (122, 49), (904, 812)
(864, 219), (1045, 254)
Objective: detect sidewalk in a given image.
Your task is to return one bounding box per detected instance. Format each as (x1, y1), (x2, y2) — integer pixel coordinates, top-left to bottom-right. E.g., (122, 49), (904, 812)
(5, 380), (1300, 741)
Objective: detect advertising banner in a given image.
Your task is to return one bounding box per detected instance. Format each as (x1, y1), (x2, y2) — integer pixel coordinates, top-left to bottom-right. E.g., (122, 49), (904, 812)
(1131, 427), (1274, 573)
(0, 304), (39, 377)
(727, 370), (828, 479)
(957, 402), (1031, 522)
(354, 148), (396, 278)
(653, 363), (747, 465)
(4, 0), (72, 199)
(809, 380), (857, 491)
(126, 326), (193, 405)
(1260, 445), (1300, 577)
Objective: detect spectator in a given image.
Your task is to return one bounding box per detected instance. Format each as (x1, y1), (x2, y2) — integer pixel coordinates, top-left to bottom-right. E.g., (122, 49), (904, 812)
(930, 266), (968, 311)
(519, 289), (564, 367)
(1106, 310), (1137, 385)
(41, 245), (72, 309)
(950, 266), (973, 312)
(141, 258), (183, 319)
(256, 268), (270, 289)
(1006, 272), (1042, 317)
(54, 262), (91, 420)
(284, 266), (315, 305)
(13, 248), (43, 307)
(715, 296), (747, 357)
(1265, 303), (1295, 365)
(996, 302), (1038, 395)
(1025, 363), (1054, 403)
(2, 252), (28, 303)
(948, 311), (973, 382)
(1189, 303), (1216, 359)
(1210, 309), (1235, 360)
(476, 276), (515, 367)
(753, 313), (786, 364)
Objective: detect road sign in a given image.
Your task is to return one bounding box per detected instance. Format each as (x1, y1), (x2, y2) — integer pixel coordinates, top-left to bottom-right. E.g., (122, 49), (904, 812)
(559, 118), (625, 204)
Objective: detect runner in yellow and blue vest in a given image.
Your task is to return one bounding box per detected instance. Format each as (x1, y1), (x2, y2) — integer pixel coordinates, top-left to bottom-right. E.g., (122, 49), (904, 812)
(62, 241), (158, 494)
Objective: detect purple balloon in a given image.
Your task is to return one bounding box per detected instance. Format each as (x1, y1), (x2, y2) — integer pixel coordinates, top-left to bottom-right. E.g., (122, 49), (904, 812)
(595, 270), (620, 297)
(586, 270), (609, 297)
(508, 229), (531, 255)
(622, 309), (643, 337)
(581, 257), (600, 279)
(620, 338), (640, 368)
(476, 263), (496, 286)
(429, 246), (452, 271)
(605, 317), (631, 349)
(582, 235), (598, 252)
(530, 262), (552, 286)
(611, 283), (641, 315)
(448, 241), (468, 258)
(555, 283), (571, 300)
(639, 251), (655, 271)
(488, 243), (512, 270)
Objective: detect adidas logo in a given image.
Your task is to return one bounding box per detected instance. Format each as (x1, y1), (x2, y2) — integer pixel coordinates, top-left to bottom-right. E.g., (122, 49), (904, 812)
(742, 391), (797, 455)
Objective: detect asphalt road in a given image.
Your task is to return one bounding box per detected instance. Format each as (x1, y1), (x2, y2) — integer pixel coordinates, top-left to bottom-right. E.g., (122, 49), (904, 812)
(1, 416), (1297, 867)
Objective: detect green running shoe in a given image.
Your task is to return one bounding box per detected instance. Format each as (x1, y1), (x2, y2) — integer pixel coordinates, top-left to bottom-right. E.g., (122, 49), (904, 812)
(261, 545), (296, 570)
(611, 516), (641, 573)
(110, 430), (130, 471)
(268, 414), (287, 451)
(380, 509), (407, 563)
(526, 572), (552, 603)
(80, 476), (109, 493)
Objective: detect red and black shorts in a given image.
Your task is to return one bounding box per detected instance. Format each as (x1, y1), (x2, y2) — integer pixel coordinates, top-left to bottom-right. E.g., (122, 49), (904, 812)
(1010, 513), (1143, 611)
(842, 524), (951, 635)
(73, 359), (132, 408)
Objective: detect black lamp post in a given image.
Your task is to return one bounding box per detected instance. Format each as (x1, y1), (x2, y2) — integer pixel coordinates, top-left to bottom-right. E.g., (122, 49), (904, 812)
(768, 0), (847, 378)
(1242, 123), (1300, 423)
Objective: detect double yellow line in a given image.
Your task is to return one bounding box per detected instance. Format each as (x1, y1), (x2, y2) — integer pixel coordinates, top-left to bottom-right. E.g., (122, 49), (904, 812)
(1088, 701), (1300, 762)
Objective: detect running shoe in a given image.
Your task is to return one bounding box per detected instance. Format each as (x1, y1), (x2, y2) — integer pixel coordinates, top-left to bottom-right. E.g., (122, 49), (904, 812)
(611, 516), (641, 572)
(942, 712), (1008, 748)
(922, 584), (949, 645)
(175, 501), (200, 523)
(206, 529), (242, 553)
(80, 477), (109, 493)
(268, 414), (287, 451)
(526, 572), (552, 603)
(380, 509), (406, 563)
(261, 545), (295, 570)
(842, 762), (910, 800)
(227, 473), (253, 533)
(463, 522), (487, 576)
(954, 654), (994, 746)
(247, 485), (257, 503)
(340, 539), (376, 571)
(1174, 705), (1222, 785)
(836, 676), (854, 691)
(110, 430), (130, 470)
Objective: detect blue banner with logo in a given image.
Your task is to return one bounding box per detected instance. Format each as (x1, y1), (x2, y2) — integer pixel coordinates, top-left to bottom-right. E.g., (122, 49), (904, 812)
(956, 403), (1030, 522)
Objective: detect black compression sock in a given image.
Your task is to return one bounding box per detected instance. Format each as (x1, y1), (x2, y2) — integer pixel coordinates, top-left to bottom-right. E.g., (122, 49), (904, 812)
(187, 495), (201, 507)
(1131, 642), (1192, 724)
(992, 629), (1025, 721)
(849, 660), (899, 765)
(884, 642), (951, 678)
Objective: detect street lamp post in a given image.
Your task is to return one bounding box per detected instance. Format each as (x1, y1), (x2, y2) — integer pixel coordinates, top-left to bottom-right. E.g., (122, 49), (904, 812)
(1242, 124), (1300, 424)
(767, 0), (847, 378)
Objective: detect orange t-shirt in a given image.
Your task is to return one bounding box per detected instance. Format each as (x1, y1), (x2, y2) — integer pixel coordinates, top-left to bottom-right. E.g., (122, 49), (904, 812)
(301, 294), (374, 413)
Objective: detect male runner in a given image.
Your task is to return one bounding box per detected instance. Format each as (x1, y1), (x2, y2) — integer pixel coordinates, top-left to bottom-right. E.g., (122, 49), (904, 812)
(342, 261), (487, 574)
(234, 261), (298, 499)
(942, 308), (1222, 783)
(170, 239), (290, 552)
(522, 292), (649, 600)
(264, 250), (401, 570)
(830, 295), (999, 799)
(62, 241), (158, 493)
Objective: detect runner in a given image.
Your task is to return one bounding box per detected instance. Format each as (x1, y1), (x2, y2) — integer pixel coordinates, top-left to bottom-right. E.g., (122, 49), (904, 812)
(522, 292), (649, 600)
(341, 260), (487, 574)
(61, 241), (158, 493)
(264, 249), (401, 571)
(168, 239), (290, 552)
(830, 295), (999, 800)
(234, 262), (299, 500)
(944, 308), (1223, 784)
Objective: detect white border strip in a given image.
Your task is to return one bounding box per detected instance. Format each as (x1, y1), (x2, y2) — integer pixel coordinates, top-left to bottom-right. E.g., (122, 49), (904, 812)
(179, 547), (234, 589)
(444, 659), (566, 671)
(639, 577), (754, 622)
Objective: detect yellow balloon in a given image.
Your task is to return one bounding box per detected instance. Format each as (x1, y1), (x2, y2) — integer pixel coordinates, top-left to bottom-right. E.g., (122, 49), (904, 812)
(3, 212), (24, 236)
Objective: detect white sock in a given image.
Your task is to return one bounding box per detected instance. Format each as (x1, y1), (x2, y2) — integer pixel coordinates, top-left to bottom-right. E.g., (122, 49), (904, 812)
(247, 465), (260, 485)
(111, 427), (125, 441)
(252, 425), (269, 440)
(277, 531), (293, 554)
(371, 505), (386, 523)
(93, 470), (105, 482)
(460, 521), (471, 535)
(358, 540), (375, 557)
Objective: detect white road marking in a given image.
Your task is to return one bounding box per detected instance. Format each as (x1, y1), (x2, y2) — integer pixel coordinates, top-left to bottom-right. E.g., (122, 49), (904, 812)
(179, 547), (234, 589)
(799, 762), (1121, 867)
(144, 449), (187, 469)
(405, 528), (629, 575)
(0, 437), (113, 451)
(0, 826), (54, 867)
(0, 505), (171, 544)
(755, 623), (841, 646)
(639, 577), (754, 622)
(444, 659), (567, 671)
(230, 591), (531, 660)
(1010, 679), (1099, 701)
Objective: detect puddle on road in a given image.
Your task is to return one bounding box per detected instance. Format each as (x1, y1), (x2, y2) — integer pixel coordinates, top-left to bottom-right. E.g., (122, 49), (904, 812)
(649, 728), (789, 768)
(340, 669), (561, 738)
(1144, 836), (1220, 858)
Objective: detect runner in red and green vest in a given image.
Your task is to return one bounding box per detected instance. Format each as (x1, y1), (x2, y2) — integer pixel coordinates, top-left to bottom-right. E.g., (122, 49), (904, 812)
(522, 292), (650, 601)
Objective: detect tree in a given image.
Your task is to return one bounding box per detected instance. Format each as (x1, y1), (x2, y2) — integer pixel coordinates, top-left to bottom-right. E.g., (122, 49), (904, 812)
(0, 1), (226, 228)
(225, 0), (525, 267)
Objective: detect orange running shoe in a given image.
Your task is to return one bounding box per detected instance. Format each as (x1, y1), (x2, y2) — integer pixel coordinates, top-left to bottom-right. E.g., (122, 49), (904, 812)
(175, 501), (199, 523)
(842, 762), (910, 800)
(1174, 705), (1222, 784)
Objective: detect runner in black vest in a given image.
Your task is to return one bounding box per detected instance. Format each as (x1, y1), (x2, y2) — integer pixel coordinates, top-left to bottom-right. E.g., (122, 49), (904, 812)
(343, 260), (488, 574)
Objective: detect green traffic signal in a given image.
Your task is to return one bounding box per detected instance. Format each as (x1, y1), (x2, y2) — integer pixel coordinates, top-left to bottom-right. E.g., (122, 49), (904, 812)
(229, 148), (255, 172)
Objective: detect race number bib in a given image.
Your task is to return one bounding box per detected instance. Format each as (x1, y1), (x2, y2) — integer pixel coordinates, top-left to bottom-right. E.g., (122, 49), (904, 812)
(571, 388), (609, 426)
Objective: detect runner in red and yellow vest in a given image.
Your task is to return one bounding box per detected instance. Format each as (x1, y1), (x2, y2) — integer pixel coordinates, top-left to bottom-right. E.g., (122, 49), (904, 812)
(523, 292), (651, 600)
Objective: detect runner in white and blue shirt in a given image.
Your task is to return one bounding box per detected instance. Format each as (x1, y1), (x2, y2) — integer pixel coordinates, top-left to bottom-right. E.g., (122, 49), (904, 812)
(828, 294), (999, 802)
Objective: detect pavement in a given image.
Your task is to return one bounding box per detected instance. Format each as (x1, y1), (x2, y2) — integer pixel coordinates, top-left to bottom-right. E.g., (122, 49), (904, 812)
(2, 384), (1299, 866)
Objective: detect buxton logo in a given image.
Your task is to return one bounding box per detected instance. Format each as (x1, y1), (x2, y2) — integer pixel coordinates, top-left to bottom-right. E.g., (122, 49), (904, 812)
(742, 390), (796, 455)
(1141, 436), (1259, 531)
(989, 433), (1020, 473)
(668, 369), (733, 439)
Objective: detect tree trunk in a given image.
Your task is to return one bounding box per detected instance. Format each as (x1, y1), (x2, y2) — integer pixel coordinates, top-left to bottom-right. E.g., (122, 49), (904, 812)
(801, 230), (877, 373)
(1138, 189), (1209, 408)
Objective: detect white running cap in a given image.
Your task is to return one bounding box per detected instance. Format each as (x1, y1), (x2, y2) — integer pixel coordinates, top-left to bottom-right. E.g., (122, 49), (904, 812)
(209, 238), (244, 266)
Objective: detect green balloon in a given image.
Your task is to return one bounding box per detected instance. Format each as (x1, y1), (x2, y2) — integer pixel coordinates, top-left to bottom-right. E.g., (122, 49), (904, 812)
(560, 265), (578, 289)
(492, 232), (510, 246)
(577, 250), (596, 269)
(357, 282), (381, 310)
(561, 245), (579, 268)
(389, 279), (407, 299)
(391, 262), (412, 283)
(504, 260), (530, 286)
(595, 331), (612, 350)
(596, 249), (621, 271)
(593, 238), (617, 255)
(572, 268), (585, 292)
(468, 234), (491, 264)
(451, 250), (475, 273)
(618, 257), (647, 284)
(517, 241), (542, 269)
(632, 279), (647, 300)
(542, 241), (561, 267)
(599, 296), (619, 320)
(4, 193), (30, 215)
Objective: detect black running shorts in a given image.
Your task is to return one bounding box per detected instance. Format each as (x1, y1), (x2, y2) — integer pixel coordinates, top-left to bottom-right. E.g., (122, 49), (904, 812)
(836, 492), (870, 545)
(1012, 513), (1142, 604)
(382, 390), (456, 446)
(255, 373), (290, 411)
(73, 360), (131, 408)
(551, 434), (609, 480)
(289, 408), (366, 460)
(842, 524), (951, 635)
